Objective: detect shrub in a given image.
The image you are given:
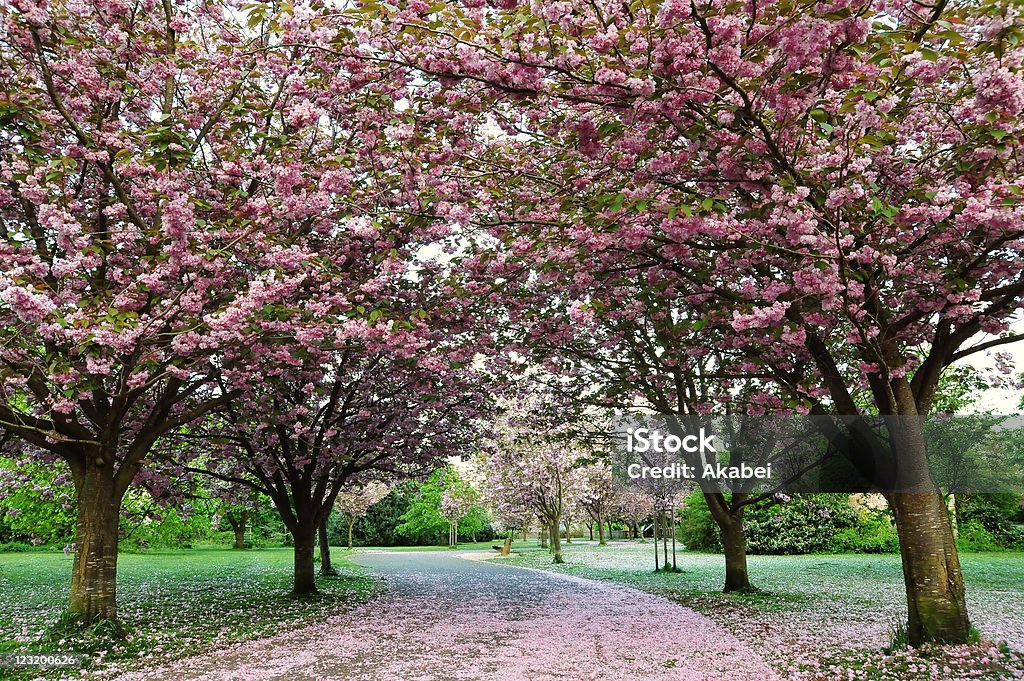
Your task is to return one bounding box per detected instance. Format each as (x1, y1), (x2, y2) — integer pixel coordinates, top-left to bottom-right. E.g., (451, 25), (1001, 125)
(0, 541), (47, 553)
(677, 492), (722, 551)
(955, 494), (1024, 551)
(830, 510), (900, 554)
(743, 494), (861, 555)
(956, 519), (1005, 552)
(677, 493), (900, 555)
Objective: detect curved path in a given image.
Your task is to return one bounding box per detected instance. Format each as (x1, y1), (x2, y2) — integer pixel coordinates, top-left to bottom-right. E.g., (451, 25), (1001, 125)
(118, 551), (779, 681)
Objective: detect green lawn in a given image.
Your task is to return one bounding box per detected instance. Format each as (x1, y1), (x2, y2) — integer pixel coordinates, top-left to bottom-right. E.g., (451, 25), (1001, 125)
(0, 546), (378, 680)
(7, 542), (1020, 680)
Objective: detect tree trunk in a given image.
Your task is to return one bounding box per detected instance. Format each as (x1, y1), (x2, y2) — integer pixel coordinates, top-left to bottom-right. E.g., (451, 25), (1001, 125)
(884, 404), (969, 645)
(319, 517), (337, 576)
(890, 492), (969, 645)
(292, 523), (318, 595)
(705, 493), (752, 592)
(347, 517), (355, 550)
(69, 463), (121, 622)
(549, 518), (564, 564)
(597, 509), (606, 546)
(653, 512), (660, 570)
(720, 515), (750, 591)
(587, 521), (594, 541)
(231, 510), (248, 549)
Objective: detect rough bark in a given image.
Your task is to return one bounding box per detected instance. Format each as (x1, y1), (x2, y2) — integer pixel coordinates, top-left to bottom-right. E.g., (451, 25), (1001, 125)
(705, 493), (752, 592)
(69, 461), (121, 622)
(292, 523), (318, 595)
(885, 392), (970, 645)
(890, 492), (969, 644)
(597, 510), (606, 546)
(720, 514), (750, 592)
(347, 517), (355, 550)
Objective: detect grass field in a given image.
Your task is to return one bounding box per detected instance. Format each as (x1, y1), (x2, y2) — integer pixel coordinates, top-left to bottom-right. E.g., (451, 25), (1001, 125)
(4, 542), (1022, 680)
(0, 547), (377, 680)
(502, 542), (1024, 680)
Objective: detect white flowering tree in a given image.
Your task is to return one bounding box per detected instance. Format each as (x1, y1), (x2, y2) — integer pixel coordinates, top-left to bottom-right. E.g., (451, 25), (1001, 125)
(334, 482), (391, 555)
(440, 485), (477, 549)
(482, 391), (590, 564)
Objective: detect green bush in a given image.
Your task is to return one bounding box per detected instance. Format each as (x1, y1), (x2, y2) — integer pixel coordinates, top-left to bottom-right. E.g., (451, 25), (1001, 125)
(957, 519), (1005, 552)
(0, 541), (49, 553)
(744, 494), (861, 554)
(955, 494), (1024, 551)
(830, 510), (900, 554)
(677, 493), (900, 555)
(677, 492), (722, 551)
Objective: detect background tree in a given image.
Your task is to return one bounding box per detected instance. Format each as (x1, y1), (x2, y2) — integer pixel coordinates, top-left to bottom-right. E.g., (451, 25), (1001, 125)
(579, 464), (617, 546)
(482, 390), (590, 564)
(335, 481), (390, 551)
(440, 484), (477, 548)
(188, 339), (485, 594)
(614, 491), (654, 541)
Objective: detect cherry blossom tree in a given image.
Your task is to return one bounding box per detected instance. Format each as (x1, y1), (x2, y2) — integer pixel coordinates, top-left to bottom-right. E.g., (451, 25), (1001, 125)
(183, 334), (487, 594)
(0, 0), (325, 622)
(335, 481), (391, 551)
(440, 483), (477, 548)
(481, 391), (590, 564)
(0, 0), (489, 620)
(373, 0), (1024, 644)
(578, 463), (617, 546)
(614, 491), (654, 541)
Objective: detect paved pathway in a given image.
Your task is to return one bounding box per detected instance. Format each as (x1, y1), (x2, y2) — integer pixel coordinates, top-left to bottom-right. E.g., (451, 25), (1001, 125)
(117, 551), (780, 680)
